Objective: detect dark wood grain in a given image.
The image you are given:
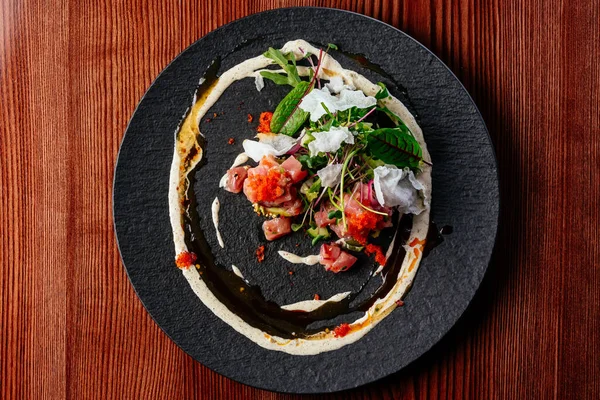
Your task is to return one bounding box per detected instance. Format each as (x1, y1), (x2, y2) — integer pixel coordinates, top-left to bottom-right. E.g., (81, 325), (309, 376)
(1, 0), (599, 399)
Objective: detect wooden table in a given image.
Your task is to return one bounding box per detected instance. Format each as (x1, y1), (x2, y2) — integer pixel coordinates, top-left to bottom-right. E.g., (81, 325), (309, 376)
(2, 1), (599, 399)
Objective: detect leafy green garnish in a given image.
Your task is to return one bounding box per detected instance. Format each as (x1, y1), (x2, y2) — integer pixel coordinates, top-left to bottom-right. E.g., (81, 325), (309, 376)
(377, 105), (404, 126)
(291, 223), (304, 232)
(297, 154), (328, 171)
(259, 71), (289, 86)
(270, 81), (311, 136)
(366, 127), (423, 169)
(311, 235), (327, 246)
(261, 48), (302, 87)
(327, 43), (338, 51)
(375, 82), (390, 100)
(327, 210), (343, 220)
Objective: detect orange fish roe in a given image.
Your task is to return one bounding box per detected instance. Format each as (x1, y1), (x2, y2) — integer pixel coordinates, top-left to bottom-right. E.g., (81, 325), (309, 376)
(257, 111), (273, 133)
(333, 323), (351, 338)
(247, 113), (253, 123)
(365, 244), (387, 266)
(246, 167), (286, 203)
(347, 211), (383, 244)
(256, 245), (265, 262)
(175, 251), (197, 269)
(227, 137), (235, 145)
(409, 237), (426, 247)
(313, 294), (320, 300)
(395, 299), (405, 307)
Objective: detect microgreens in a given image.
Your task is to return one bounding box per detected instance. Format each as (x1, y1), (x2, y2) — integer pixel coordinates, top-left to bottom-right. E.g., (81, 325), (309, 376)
(257, 48), (428, 255)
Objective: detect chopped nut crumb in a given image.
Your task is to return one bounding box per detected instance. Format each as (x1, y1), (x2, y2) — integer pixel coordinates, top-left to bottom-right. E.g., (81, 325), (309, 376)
(395, 300), (405, 307)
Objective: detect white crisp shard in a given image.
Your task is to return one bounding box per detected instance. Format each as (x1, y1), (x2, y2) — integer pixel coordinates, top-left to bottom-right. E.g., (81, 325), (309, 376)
(256, 132), (298, 149)
(242, 134), (298, 162)
(325, 76), (354, 93)
(299, 87), (337, 121)
(254, 72), (265, 92)
(317, 163), (343, 188)
(338, 89), (377, 109)
(308, 126), (354, 156)
(373, 165), (426, 214)
(299, 87), (377, 121)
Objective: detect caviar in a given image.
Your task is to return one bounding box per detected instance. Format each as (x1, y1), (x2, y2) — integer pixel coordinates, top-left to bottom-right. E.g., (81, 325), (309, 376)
(245, 167), (287, 203)
(257, 111), (273, 133)
(347, 211), (383, 244)
(333, 323), (351, 338)
(365, 244), (387, 266)
(175, 251), (197, 269)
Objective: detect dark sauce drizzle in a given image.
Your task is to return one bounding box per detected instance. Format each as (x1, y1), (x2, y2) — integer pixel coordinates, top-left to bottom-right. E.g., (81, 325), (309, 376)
(177, 55), (442, 340)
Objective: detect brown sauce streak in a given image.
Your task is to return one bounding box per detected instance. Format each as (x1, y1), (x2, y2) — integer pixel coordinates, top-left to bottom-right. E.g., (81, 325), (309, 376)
(176, 58), (441, 340)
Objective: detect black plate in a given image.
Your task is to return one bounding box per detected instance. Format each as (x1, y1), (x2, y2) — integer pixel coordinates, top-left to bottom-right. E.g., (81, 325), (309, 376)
(113, 7), (499, 394)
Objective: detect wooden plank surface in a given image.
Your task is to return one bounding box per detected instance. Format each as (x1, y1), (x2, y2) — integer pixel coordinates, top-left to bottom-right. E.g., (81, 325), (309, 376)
(1, 0), (599, 398)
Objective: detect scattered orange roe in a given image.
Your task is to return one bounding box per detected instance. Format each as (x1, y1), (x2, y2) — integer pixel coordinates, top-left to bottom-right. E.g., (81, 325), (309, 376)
(227, 138), (235, 145)
(333, 323), (351, 338)
(347, 211), (383, 244)
(409, 237), (427, 247)
(314, 294), (320, 300)
(247, 113), (253, 123)
(175, 251), (197, 269)
(257, 111), (273, 133)
(245, 166), (286, 203)
(365, 244), (387, 266)
(395, 300), (405, 307)
(256, 245), (265, 262)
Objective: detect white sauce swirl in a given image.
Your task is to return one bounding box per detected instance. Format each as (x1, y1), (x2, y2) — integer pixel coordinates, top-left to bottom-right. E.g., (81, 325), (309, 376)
(169, 40), (432, 355)
(277, 250), (321, 266)
(281, 291), (351, 312)
(211, 197), (224, 248)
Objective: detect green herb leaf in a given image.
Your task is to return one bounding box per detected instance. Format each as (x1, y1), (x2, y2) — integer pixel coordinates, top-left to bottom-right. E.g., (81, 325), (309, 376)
(291, 223), (304, 232)
(327, 43), (338, 50)
(297, 154), (328, 170)
(270, 81), (311, 136)
(327, 210), (343, 220)
(260, 71), (289, 86)
(312, 235), (326, 246)
(375, 82), (390, 100)
(263, 47), (301, 87)
(377, 105), (403, 126)
(309, 179), (322, 192)
(366, 127), (423, 169)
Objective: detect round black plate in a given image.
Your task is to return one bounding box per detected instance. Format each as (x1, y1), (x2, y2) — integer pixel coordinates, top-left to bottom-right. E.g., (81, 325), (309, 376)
(113, 7), (498, 394)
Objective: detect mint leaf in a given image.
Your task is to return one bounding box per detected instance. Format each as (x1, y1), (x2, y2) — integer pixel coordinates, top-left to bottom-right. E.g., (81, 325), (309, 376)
(270, 81), (310, 136)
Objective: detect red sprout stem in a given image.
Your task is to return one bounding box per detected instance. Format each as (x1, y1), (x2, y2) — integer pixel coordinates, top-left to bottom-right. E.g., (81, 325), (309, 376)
(348, 106), (376, 128)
